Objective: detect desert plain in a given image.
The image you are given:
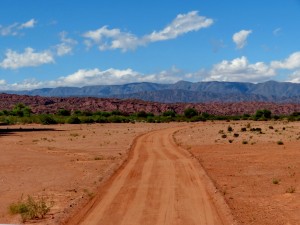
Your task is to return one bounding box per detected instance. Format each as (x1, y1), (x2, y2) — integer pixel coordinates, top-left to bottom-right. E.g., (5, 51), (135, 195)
(0, 121), (299, 225)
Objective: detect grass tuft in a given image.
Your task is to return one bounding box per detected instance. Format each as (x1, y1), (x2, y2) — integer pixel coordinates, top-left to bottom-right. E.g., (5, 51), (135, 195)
(9, 195), (53, 222)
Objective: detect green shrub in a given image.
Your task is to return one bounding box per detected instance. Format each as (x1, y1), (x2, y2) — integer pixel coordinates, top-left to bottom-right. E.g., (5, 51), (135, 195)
(184, 108), (198, 118)
(254, 109), (272, 120)
(190, 115), (206, 122)
(162, 110), (176, 117)
(227, 126), (233, 132)
(146, 117), (155, 123)
(9, 195), (53, 222)
(66, 116), (81, 124)
(286, 186), (296, 193)
(56, 109), (71, 116)
(81, 111), (93, 116)
(277, 140), (284, 145)
(39, 115), (57, 125)
(79, 116), (94, 123)
(272, 178), (280, 184)
(136, 111), (148, 118)
(73, 110), (82, 115)
(242, 114), (250, 119)
(111, 110), (123, 116)
(94, 116), (108, 123)
(107, 116), (129, 123)
(11, 103), (32, 117)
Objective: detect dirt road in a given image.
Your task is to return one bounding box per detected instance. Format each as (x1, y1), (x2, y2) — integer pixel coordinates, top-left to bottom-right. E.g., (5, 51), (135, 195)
(73, 126), (230, 225)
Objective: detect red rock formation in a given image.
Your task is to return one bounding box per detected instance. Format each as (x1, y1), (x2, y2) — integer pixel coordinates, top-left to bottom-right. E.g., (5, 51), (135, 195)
(0, 93), (299, 115)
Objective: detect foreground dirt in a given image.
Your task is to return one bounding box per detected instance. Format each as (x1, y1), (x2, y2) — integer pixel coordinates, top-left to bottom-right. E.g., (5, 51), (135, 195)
(70, 126), (232, 225)
(0, 123), (176, 224)
(2, 121), (299, 225)
(174, 121), (300, 225)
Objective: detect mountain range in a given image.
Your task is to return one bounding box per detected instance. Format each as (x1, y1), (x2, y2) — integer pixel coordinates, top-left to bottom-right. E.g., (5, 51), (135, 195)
(3, 80), (300, 103)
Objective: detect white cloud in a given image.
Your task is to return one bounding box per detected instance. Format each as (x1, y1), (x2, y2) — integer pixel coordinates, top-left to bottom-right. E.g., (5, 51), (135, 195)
(232, 30), (252, 49)
(83, 11), (213, 51)
(58, 67), (181, 86)
(203, 51), (300, 82)
(287, 70), (300, 83)
(0, 19), (37, 36)
(0, 23), (18, 36)
(3, 51), (300, 90)
(55, 31), (77, 56)
(19, 19), (37, 29)
(0, 48), (54, 69)
(0, 67), (183, 90)
(144, 11), (213, 42)
(83, 26), (140, 51)
(271, 52), (300, 70)
(273, 27), (281, 36)
(205, 56), (275, 82)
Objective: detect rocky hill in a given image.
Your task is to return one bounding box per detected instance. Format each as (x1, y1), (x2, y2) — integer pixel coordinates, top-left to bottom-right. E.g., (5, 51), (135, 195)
(3, 80), (300, 103)
(0, 93), (299, 116)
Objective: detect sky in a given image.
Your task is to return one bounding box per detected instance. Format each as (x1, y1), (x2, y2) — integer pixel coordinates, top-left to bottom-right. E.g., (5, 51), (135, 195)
(0, 0), (300, 90)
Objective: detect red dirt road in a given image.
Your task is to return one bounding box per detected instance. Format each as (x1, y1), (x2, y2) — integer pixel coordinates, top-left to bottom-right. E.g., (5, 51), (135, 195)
(73, 127), (231, 225)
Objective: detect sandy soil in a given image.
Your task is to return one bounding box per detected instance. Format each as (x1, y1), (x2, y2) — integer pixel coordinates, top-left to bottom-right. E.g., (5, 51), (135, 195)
(0, 123), (176, 224)
(174, 121), (300, 225)
(1, 121), (299, 225)
(70, 126), (233, 225)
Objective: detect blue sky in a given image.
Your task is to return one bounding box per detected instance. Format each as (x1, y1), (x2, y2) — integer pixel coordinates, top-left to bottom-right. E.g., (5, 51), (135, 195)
(0, 0), (300, 90)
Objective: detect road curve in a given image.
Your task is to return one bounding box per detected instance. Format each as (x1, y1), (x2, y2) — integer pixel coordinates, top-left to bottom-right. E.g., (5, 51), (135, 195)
(75, 126), (229, 225)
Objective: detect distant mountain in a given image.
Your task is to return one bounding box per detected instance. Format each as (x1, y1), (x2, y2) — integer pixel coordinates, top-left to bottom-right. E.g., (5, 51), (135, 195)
(2, 81), (300, 103)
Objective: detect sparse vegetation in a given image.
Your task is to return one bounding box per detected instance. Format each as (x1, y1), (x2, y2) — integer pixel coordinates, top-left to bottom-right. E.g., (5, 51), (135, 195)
(272, 178), (280, 184)
(277, 140), (284, 145)
(286, 186), (296, 193)
(9, 195), (53, 222)
(94, 156), (103, 160)
(1, 103), (300, 125)
(242, 140), (248, 144)
(83, 189), (95, 199)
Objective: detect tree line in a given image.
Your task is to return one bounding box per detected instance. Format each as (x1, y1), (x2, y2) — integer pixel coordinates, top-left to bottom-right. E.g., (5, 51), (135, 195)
(0, 103), (299, 125)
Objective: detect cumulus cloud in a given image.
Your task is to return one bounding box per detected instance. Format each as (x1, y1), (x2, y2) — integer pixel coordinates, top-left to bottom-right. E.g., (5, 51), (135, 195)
(83, 11), (213, 51)
(83, 26), (140, 51)
(205, 56), (275, 82)
(0, 19), (37, 36)
(0, 32), (77, 70)
(288, 70), (300, 83)
(0, 48), (54, 69)
(55, 31), (78, 56)
(204, 51), (300, 82)
(3, 51), (300, 90)
(232, 30), (252, 49)
(0, 67), (184, 90)
(271, 52), (300, 70)
(57, 67), (181, 86)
